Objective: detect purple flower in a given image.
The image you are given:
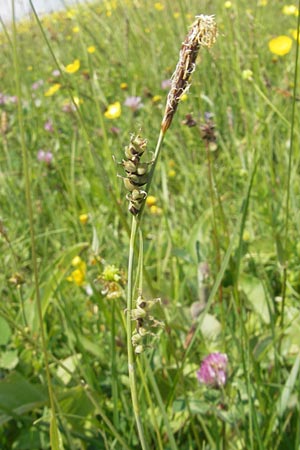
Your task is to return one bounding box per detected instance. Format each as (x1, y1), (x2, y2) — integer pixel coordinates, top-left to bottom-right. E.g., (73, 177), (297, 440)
(197, 352), (228, 388)
(44, 120), (54, 132)
(0, 93), (18, 105)
(161, 79), (171, 90)
(52, 69), (60, 77)
(37, 150), (53, 165)
(31, 80), (44, 90)
(124, 96), (143, 112)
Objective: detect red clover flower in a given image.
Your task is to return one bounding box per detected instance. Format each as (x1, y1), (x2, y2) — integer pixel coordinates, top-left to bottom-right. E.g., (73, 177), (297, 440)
(197, 352), (228, 388)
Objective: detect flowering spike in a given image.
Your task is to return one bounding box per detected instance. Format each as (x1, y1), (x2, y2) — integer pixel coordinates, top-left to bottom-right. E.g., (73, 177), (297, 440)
(161, 15), (217, 133)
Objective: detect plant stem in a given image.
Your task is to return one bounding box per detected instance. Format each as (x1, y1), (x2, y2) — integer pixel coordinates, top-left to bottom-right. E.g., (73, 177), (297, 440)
(126, 130), (166, 449)
(126, 216), (149, 450)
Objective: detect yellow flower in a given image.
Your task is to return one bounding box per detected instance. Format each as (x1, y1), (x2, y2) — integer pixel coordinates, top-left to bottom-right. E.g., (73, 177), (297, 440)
(87, 45), (96, 53)
(72, 26), (80, 33)
(180, 94), (188, 102)
(67, 256), (87, 286)
(152, 95), (162, 103)
(154, 2), (164, 11)
(173, 12), (180, 19)
(291, 29), (300, 42)
(268, 36), (293, 56)
(65, 59), (80, 74)
(168, 169), (176, 178)
(150, 205), (163, 215)
(104, 101), (121, 119)
(27, 65), (33, 71)
(224, 1), (232, 8)
(282, 5), (298, 15)
(67, 269), (85, 286)
(120, 82), (128, 90)
(146, 196), (157, 207)
(79, 213), (89, 224)
(44, 83), (61, 97)
(258, 0), (268, 5)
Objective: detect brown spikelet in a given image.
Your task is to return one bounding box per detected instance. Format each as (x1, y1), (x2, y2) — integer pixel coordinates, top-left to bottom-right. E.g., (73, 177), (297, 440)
(161, 15), (217, 134)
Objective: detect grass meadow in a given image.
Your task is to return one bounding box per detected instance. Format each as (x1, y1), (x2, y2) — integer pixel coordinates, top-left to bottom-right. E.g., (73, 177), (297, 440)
(0, 0), (300, 448)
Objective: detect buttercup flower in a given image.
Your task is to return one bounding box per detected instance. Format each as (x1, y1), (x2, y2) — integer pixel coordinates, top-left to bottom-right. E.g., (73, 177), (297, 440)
(87, 46), (96, 53)
(152, 95), (162, 103)
(44, 83), (61, 97)
(197, 352), (228, 388)
(224, 1), (232, 8)
(282, 5), (298, 15)
(79, 213), (89, 224)
(104, 101), (121, 119)
(154, 2), (164, 11)
(124, 96), (143, 112)
(67, 256), (87, 287)
(268, 36), (293, 56)
(146, 196), (157, 207)
(65, 59), (80, 74)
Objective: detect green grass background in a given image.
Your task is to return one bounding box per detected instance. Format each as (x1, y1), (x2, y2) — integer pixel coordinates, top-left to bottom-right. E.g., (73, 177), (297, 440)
(0, 0), (300, 448)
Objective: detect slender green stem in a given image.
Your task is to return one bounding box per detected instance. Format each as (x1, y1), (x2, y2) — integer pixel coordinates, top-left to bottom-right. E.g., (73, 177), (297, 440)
(126, 216), (149, 450)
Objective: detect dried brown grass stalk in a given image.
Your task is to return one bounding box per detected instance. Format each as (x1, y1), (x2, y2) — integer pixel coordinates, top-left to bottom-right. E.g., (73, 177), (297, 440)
(161, 15), (217, 133)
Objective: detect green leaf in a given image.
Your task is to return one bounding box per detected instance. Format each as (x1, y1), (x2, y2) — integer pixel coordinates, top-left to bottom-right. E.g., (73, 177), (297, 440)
(0, 350), (19, 370)
(0, 371), (47, 425)
(277, 353), (300, 417)
(0, 316), (12, 345)
(240, 275), (270, 323)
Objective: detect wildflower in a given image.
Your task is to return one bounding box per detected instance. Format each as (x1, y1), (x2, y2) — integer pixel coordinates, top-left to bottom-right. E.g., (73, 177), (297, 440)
(150, 205), (163, 215)
(52, 69), (60, 77)
(224, 1), (232, 8)
(161, 15), (217, 133)
(62, 101), (76, 113)
(282, 5), (298, 15)
(146, 196), (157, 207)
(291, 29), (300, 42)
(197, 352), (228, 388)
(258, 0), (268, 5)
(173, 12), (180, 19)
(31, 80), (44, 90)
(154, 2), (164, 11)
(44, 83), (61, 97)
(124, 96), (143, 112)
(67, 256), (86, 287)
(168, 169), (176, 178)
(44, 120), (54, 132)
(268, 36), (293, 56)
(120, 82), (128, 90)
(27, 65), (33, 71)
(96, 264), (125, 299)
(65, 59), (80, 74)
(104, 101), (121, 119)
(161, 79), (171, 90)
(72, 26), (80, 33)
(152, 95), (162, 103)
(37, 150), (53, 165)
(87, 45), (96, 53)
(79, 213), (89, 224)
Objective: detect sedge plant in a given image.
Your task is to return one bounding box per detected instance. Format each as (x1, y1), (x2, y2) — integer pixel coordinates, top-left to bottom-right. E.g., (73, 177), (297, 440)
(121, 15), (218, 449)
